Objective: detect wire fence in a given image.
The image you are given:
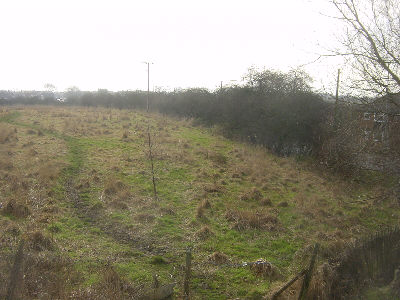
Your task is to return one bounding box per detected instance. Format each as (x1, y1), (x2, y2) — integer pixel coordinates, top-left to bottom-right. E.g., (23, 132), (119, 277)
(3, 226), (400, 299)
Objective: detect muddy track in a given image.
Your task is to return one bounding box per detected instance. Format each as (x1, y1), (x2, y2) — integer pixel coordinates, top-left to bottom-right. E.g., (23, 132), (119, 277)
(0, 113), (165, 256)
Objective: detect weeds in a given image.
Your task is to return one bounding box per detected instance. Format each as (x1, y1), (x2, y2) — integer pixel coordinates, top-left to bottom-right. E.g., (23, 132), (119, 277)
(0, 106), (399, 299)
(225, 209), (280, 231)
(2, 199), (31, 218)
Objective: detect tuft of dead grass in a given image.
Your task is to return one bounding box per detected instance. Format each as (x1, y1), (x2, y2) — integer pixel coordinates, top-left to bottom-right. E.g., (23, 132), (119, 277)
(225, 209), (280, 231)
(208, 151), (228, 165)
(135, 213), (155, 223)
(240, 187), (262, 201)
(0, 125), (17, 143)
(196, 199), (211, 218)
(196, 225), (214, 240)
(38, 163), (61, 183)
(110, 200), (128, 210)
(160, 206), (176, 216)
(277, 201), (289, 207)
(26, 231), (55, 252)
(260, 198), (273, 206)
(2, 199), (31, 218)
(250, 259), (282, 280)
(208, 251), (230, 265)
(104, 178), (127, 196)
(203, 183), (224, 194)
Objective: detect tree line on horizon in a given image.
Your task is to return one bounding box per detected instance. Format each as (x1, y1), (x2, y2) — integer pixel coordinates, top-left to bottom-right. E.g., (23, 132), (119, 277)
(1, 66), (399, 175)
(0, 68), (330, 156)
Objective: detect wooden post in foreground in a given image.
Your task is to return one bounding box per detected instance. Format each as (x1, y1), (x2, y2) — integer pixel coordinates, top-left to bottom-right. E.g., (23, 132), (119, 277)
(298, 243), (319, 300)
(184, 247), (192, 300)
(6, 239), (25, 300)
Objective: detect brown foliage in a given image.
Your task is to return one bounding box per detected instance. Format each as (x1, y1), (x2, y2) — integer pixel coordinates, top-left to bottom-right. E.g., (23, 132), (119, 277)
(225, 209), (280, 231)
(26, 231), (55, 252)
(260, 198), (273, 206)
(250, 260), (282, 280)
(38, 163), (61, 182)
(240, 187), (262, 201)
(208, 151), (228, 165)
(0, 124), (17, 143)
(208, 252), (229, 265)
(104, 178), (127, 196)
(2, 199), (31, 218)
(196, 199), (211, 218)
(196, 225), (214, 240)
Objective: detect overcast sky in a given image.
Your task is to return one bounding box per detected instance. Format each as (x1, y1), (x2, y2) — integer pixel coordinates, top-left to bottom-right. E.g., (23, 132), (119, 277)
(0, 0), (344, 93)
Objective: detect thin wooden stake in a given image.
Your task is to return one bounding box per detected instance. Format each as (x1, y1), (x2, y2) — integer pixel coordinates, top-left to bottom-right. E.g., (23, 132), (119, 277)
(184, 248), (192, 300)
(271, 269), (307, 300)
(147, 124), (158, 199)
(298, 243), (319, 300)
(6, 239), (24, 300)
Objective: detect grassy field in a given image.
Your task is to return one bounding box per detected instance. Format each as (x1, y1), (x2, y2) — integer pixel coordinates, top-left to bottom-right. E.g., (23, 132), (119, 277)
(0, 105), (399, 299)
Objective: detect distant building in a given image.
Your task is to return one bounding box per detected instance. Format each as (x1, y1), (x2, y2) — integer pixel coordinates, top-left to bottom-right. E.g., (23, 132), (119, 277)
(358, 93), (400, 146)
(354, 93), (400, 172)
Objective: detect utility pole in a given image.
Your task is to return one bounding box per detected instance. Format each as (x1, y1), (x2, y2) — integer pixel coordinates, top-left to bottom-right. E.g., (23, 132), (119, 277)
(335, 69), (340, 104)
(220, 80), (237, 93)
(142, 61), (157, 199)
(143, 62), (153, 112)
(334, 69), (341, 128)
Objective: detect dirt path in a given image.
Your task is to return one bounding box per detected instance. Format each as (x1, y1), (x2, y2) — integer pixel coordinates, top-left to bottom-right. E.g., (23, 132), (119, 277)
(1, 112), (163, 254)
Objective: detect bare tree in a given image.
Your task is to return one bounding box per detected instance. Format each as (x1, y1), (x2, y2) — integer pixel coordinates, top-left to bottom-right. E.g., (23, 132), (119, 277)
(331, 0), (400, 102)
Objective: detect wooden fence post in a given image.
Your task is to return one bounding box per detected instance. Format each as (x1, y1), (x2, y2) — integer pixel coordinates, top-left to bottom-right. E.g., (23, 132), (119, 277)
(6, 239), (24, 300)
(298, 243), (319, 300)
(184, 247), (192, 300)
(271, 270), (307, 300)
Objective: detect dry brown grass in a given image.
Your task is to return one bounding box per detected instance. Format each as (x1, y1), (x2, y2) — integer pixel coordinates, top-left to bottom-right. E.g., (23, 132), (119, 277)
(104, 178), (127, 196)
(250, 260), (282, 280)
(27, 148), (38, 156)
(196, 199), (211, 218)
(0, 160), (13, 171)
(260, 198), (273, 206)
(38, 162), (62, 183)
(196, 225), (214, 240)
(2, 199), (31, 218)
(240, 187), (262, 201)
(110, 199), (129, 210)
(121, 130), (129, 139)
(135, 213), (155, 223)
(208, 251), (230, 265)
(225, 209), (280, 231)
(203, 183), (224, 194)
(23, 252), (76, 300)
(102, 178), (132, 211)
(159, 206), (175, 216)
(208, 151), (228, 165)
(0, 124), (17, 143)
(68, 265), (143, 300)
(25, 231), (55, 252)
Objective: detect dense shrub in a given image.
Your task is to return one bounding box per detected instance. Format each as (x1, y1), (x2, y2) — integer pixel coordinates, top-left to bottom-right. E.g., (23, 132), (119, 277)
(1, 68), (330, 155)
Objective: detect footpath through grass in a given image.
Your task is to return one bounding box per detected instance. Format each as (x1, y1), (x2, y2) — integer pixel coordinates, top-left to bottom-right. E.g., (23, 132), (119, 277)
(0, 106), (399, 299)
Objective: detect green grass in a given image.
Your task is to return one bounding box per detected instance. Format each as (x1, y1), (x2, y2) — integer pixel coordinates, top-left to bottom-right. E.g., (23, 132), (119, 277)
(1, 106), (399, 299)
